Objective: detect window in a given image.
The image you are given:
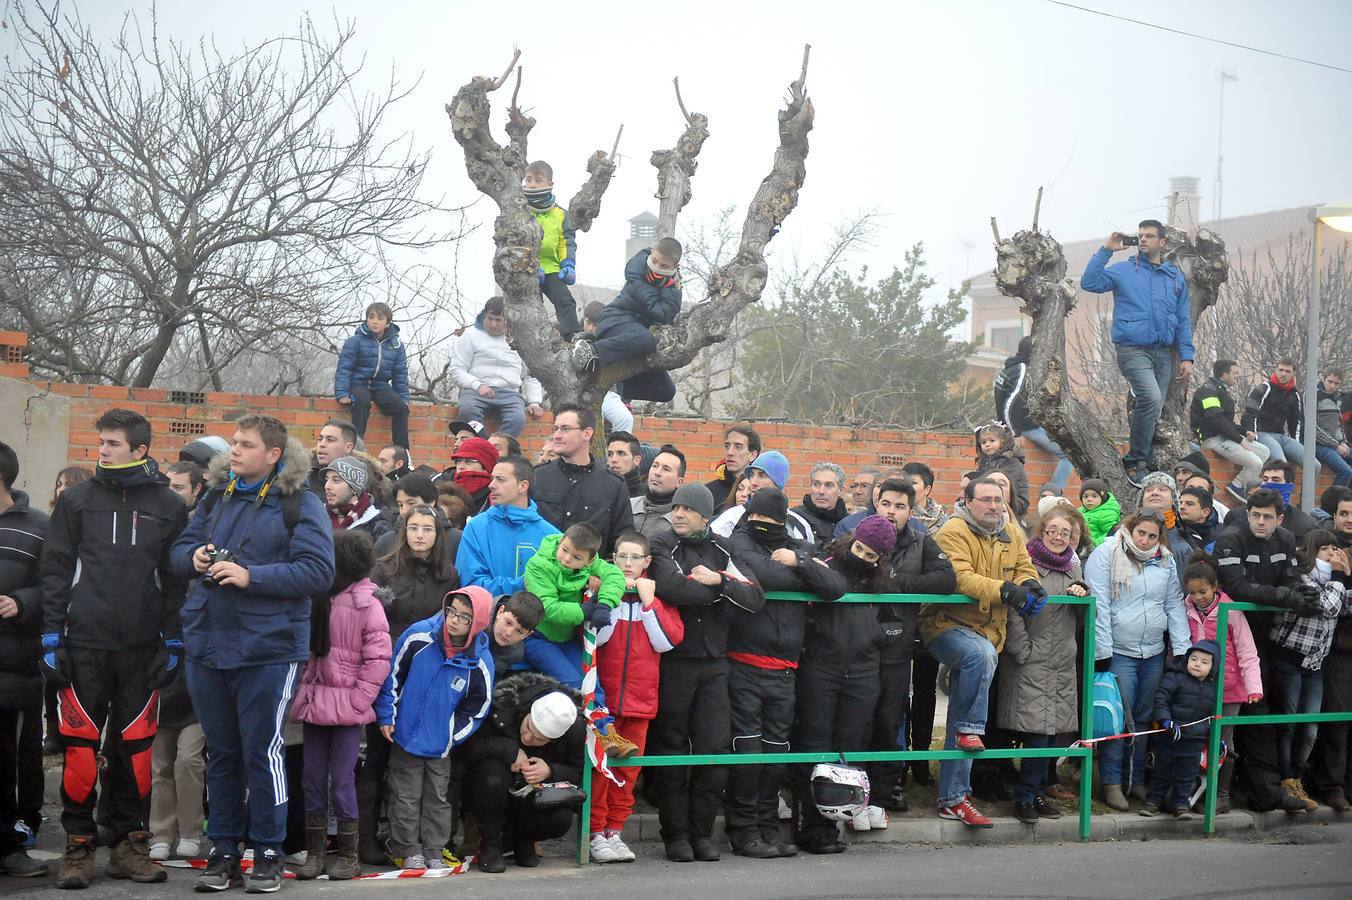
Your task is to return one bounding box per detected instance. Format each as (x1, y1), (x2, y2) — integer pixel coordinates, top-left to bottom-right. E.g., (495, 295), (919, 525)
(988, 323), (1024, 354)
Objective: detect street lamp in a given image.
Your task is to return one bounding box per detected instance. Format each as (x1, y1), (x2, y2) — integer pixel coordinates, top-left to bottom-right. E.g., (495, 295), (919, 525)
(1301, 197), (1352, 511)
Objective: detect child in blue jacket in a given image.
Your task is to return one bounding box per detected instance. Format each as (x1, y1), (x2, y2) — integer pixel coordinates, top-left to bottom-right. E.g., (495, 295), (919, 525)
(335, 302), (410, 447)
(375, 589), (494, 869)
(570, 238), (683, 403)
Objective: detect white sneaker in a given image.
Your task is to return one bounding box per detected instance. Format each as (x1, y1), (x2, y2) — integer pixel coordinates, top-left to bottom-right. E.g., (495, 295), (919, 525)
(425, 854), (448, 870)
(175, 838), (201, 859)
(607, 832), (635, 862)
(847, 808), (872, 831)
(402, 853), (426, 870)
(589, 833), (620, 863)
(148, 842), (171, 861)
(867, 805), (889, 829)
(778, 794), (792, 819)
(283, 850), (307, 865)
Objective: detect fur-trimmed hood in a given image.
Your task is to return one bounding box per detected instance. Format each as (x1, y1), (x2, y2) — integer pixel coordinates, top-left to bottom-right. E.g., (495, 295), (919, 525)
(491, 670), (583, 714)
(205, 436), (313, 496)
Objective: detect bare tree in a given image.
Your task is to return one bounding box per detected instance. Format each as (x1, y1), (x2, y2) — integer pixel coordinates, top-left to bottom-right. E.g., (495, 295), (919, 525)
(993, 194), (1229, 507)
(0, 3), (457, 388)
(446, 47), (814, 451)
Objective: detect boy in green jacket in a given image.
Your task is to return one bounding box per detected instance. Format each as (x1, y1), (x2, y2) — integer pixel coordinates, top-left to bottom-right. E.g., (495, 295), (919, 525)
(1078, 478), (1121, 547)
(522, 523), (635, 756)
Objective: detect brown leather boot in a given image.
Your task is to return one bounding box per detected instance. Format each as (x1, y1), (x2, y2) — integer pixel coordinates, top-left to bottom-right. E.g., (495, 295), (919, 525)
(293, 814), (328, 880)
(105, 831), (166, 883)
(56, 835), (96, 889)
(325, 820), (360, 880)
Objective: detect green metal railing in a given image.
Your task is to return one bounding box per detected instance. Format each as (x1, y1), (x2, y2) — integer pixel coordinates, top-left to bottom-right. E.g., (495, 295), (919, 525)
(577, 591), (1099, 863)
(1203, 600), (1352, 832)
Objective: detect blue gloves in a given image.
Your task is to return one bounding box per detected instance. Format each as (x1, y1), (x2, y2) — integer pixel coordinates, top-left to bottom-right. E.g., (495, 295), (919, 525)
(1162, 719), (1182, 742)
(1001, 579), (1047, 618)
(558, 259), (576, 285)
(150, 637), (184, 689)
(40, 633), (71, 688)
(537, 267), (547, 289)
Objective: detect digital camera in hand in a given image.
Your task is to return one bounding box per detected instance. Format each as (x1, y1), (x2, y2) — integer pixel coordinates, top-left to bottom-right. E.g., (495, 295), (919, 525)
(207, 547), (237, 581)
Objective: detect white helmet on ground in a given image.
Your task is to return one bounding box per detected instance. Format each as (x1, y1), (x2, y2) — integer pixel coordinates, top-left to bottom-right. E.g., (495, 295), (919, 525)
(810, 763), (870, 822)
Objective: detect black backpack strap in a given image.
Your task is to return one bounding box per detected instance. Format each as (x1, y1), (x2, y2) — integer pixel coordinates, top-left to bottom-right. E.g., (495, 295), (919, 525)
(281, 490), (303, 535)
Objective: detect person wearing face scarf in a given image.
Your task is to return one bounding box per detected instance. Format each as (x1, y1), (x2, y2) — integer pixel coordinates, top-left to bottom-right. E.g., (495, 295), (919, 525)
(374, 588), (494, 870)
(724, 489), (846, 858)
(447, 437), (499, 518)
(521, 160), (582, 339)
(571, 239), (684, 404)
(323, 455), (391, 541)
(789, 515), (896, 854)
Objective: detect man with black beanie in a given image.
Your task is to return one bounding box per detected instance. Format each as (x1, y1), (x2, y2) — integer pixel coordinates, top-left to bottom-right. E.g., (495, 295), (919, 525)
(645, 483), (764, 863)
(725, 488), (844, 858)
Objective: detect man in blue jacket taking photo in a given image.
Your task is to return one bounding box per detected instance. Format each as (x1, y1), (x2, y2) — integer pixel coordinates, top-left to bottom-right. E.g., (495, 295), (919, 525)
(1081, 219), (1195, 487)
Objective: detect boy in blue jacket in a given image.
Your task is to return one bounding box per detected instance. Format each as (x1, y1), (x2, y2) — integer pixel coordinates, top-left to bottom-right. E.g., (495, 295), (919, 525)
(570, 238), (683, 403)
(376, 589), (495, 869)
(1140, 640), (1218, 820)
(1080, 220), (1194, 484)
(335, 302), (410, 447)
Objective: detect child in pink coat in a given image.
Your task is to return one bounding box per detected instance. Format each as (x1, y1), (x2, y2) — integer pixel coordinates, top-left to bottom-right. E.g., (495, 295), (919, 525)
(290, 530), (392, 879)
(1181, 555), (1262, 811)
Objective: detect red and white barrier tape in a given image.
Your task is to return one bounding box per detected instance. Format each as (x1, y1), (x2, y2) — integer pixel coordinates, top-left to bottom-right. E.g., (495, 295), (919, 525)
(162, 856), (474, 879)
(1070, 715), (1214, 748)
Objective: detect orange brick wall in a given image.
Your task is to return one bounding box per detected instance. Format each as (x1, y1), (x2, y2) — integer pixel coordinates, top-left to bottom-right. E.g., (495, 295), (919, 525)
(39, 381), (1333, 508)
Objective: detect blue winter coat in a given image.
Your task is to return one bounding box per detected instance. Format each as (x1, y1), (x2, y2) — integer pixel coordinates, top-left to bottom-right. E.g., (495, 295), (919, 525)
(170, 438), (336, 669)
(456, 500), (560, 597)
(1080, 247), (1195, 361)
(375, 612), (494, 758)
(335, 322), (409, 402)
(595, 249), (683, 334)
(1086, 533), (1190, 661)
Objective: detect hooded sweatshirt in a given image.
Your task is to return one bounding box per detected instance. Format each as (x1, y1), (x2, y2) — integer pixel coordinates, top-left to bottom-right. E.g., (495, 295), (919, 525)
(1080, 492), (1122, 548)
(1185, 591), (1262, 703)
(447, 311), (544, 403)
(375, 587), (495, 758)
(972, 426), (1030, 518)
(523, 532), (628, 643)
(456, 499), (559, 597)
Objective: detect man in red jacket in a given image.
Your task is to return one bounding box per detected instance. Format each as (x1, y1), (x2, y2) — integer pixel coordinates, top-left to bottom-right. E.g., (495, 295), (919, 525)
(587, 531), (683, 864)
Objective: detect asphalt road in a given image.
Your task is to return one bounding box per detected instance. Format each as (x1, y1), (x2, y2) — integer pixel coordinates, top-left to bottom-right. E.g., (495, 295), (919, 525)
(8, 824), (1350, 898)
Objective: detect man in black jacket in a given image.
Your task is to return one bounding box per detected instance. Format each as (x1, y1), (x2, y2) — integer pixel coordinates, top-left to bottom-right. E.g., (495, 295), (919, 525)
(458, 673), (584, 873)
(645, 483), (763, 863)
(791, 462), (851, 548)
(1213, 488), (1322, 813)
(0, 441), (48, 878)
(993, 336), (1073, 492)
(40, 410), (188, 889)
(725, 488), (844, 858)
(532, 405), (633, 556)
(1243, 357), (1306, 470)
(869, 478), (955, 813)
(1191, 359), (1271, 503)
(705, 425), (760, 515)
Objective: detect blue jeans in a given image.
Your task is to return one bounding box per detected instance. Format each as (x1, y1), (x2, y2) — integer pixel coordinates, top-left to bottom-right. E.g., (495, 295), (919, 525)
(1256, 432), (1312, 470)
(926, 626), (998, 807)
(1021, 428), (1074, 491)
(1100, 652), (1166, 789)
(1115, 344), (1175, 469)
(522, 634), (607, 711)
(455, 387), (527, 437)
(1316, 445), (1352, 487)
(1270, 654), (1324, 777)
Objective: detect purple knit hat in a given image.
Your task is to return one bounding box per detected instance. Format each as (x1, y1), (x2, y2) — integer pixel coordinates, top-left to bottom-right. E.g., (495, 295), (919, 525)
(854, 514), (897, 555)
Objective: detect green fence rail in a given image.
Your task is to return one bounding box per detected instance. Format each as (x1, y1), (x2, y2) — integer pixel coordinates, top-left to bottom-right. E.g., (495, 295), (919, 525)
(577, 591), (1098, 864)
(1203, 600), (1352, 833)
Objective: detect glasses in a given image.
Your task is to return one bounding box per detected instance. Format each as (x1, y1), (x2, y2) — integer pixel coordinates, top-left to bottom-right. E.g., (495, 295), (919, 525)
(1043, 527), (1074, 540)
(445, 610), (473, 625)
(615, 553), (649, 563)
(551, 425), (583, 434)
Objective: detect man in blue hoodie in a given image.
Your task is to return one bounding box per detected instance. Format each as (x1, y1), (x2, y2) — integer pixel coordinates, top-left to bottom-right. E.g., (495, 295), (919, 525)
(170, 415), (335, 892)
(457, 456), (559, 596)
(1081, 220), (1195, 485)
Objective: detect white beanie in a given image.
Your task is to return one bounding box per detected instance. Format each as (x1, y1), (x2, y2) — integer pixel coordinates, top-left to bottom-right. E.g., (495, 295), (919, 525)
(1037, 495), (1074, 520)
(529, 692), (577, 740)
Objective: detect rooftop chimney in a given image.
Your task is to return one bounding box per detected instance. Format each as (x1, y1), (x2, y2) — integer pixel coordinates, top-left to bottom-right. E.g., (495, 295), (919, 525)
(1168, 176), (1202, 233)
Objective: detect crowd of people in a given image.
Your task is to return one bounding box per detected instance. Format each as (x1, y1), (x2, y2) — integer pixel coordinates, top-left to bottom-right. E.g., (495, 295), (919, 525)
(3, 203), (1352, 892)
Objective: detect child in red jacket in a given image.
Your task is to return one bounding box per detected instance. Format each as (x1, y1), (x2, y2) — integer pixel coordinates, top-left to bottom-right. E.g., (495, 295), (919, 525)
(588, 531), (684, 863)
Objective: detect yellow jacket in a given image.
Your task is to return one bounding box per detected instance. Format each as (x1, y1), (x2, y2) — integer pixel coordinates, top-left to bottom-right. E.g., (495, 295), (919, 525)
(532, 205), (577, 272)
(920, 508), (1038, 654)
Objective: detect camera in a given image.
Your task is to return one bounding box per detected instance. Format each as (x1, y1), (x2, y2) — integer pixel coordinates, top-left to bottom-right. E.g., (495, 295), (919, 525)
(1121, 234), (1139, 247)
(206, 547), (236, 581)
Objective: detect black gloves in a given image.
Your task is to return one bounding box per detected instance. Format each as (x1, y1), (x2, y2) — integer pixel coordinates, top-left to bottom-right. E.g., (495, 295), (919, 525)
(148, 638), (184, 690)
(1273, 584), (1323, 615)
(580, 600), (612, 629)
(1001, 579), (1048, 617)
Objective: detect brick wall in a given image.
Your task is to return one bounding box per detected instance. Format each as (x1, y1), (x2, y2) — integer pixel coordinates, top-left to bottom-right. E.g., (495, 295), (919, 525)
(35, 381), (1334, 508)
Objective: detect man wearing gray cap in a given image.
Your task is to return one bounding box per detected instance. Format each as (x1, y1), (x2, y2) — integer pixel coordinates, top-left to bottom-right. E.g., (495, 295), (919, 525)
(645, 483), (764, 863)
(323, 456), (391, 542)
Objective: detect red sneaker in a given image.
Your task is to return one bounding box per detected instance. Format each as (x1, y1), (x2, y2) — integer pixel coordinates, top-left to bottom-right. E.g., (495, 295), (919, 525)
(939, 797), (994, 828)
(955, 733), (985, 751)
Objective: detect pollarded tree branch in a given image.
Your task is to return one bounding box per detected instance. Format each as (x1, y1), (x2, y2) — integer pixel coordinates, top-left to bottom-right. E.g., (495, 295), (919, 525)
(566, 124), (622, 234)
(651, 78), (710, 242)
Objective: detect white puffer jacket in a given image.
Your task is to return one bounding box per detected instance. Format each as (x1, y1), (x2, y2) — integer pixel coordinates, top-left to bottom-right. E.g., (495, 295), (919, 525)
(448, 318), (543, 404)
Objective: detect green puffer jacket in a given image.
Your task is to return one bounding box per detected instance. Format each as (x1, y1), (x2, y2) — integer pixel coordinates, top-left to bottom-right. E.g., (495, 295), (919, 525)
(1080, 492), (1121, 547)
